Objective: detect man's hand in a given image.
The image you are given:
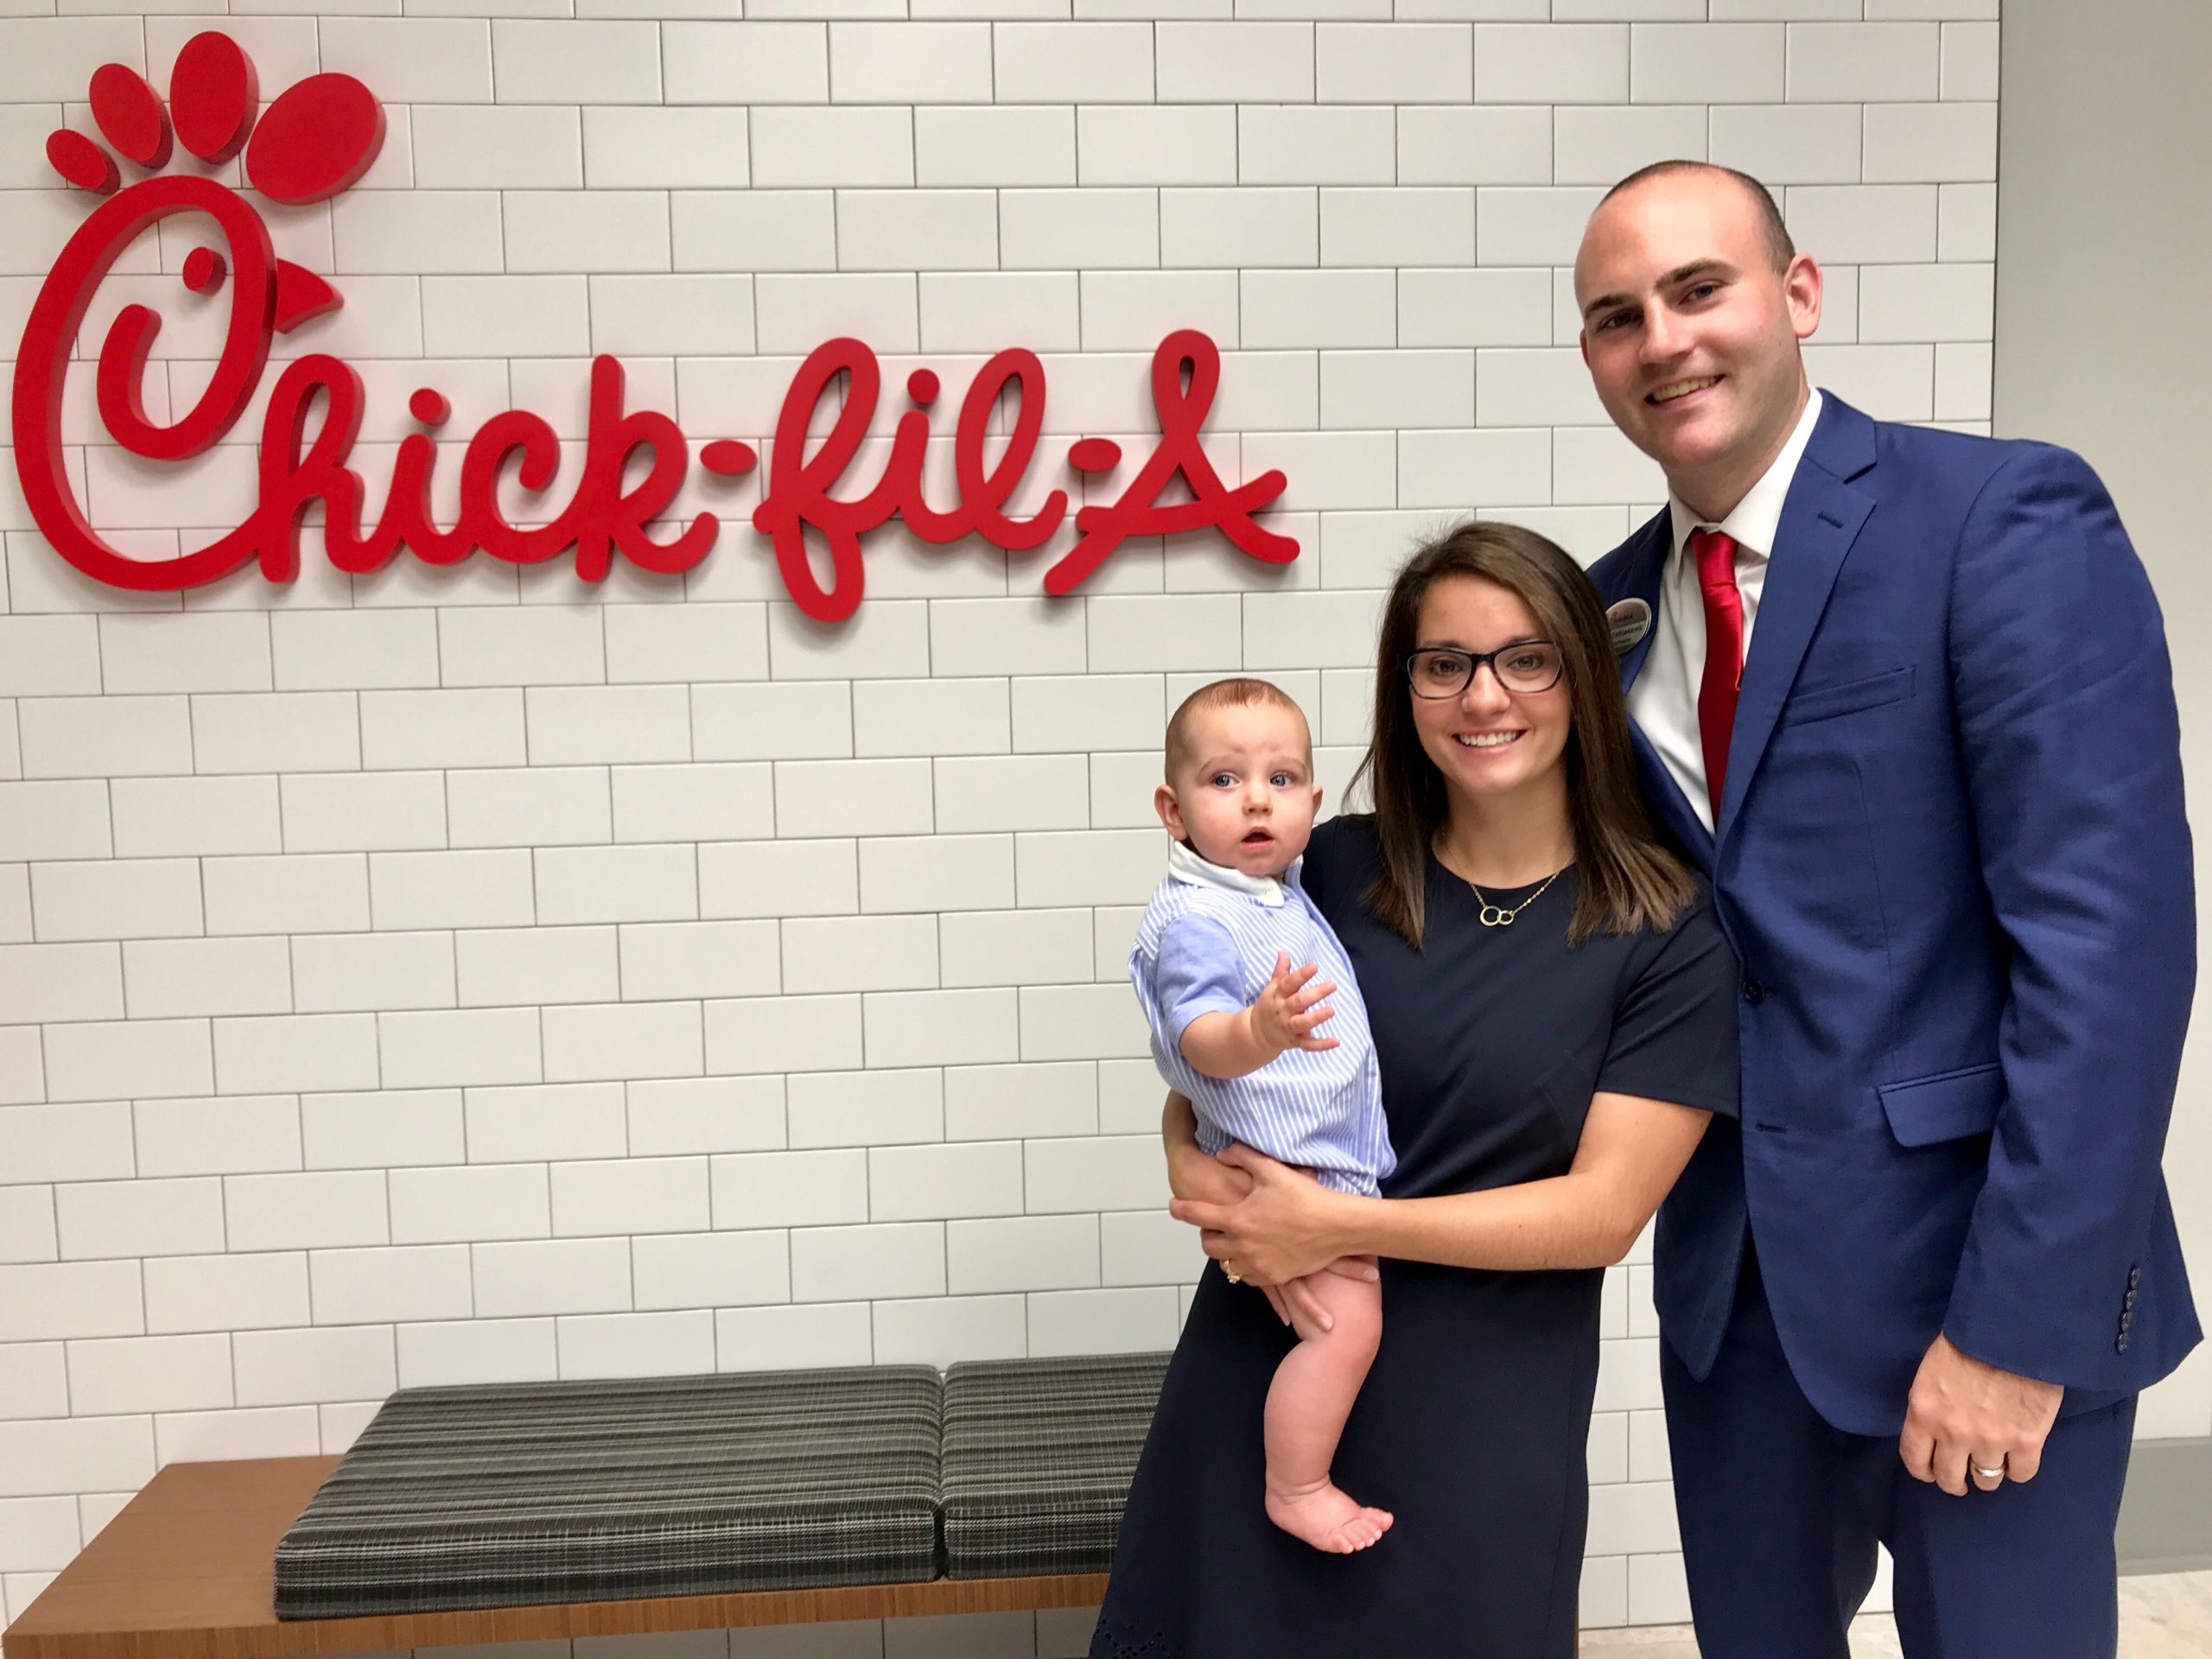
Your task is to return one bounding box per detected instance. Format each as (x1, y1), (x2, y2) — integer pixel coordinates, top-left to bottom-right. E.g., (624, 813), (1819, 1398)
(1249, 950), (1338, 1058)
(1899, 1332), (2064, 1496)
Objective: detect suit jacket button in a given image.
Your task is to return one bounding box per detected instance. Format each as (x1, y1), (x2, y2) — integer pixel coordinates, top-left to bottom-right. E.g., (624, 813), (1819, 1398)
(1742, 978), (1767, 1004)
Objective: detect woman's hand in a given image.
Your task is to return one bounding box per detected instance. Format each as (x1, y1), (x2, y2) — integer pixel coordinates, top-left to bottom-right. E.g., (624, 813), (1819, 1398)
(1168, 1143), (1319, 1328)
(1163, 1093), (1295, 1326)
(1162, 1096), (1376, 1329)
(1170, 1144), (1372, 1293)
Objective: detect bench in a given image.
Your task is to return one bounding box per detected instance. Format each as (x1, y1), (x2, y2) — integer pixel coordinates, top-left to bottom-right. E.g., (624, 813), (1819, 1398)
(2, 1355), (1168, 1659)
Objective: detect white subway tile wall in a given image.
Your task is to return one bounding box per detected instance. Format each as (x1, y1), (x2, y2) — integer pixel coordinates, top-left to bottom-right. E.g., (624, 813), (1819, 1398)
(0, 3), (1995, 1641)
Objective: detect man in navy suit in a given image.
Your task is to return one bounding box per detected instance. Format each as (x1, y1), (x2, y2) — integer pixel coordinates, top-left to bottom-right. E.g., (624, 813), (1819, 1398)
(1573, 162), (2199, 1657)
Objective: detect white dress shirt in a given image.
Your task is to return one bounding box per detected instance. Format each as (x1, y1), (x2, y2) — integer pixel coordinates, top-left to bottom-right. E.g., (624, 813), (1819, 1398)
(1626, 389), (1825, 834)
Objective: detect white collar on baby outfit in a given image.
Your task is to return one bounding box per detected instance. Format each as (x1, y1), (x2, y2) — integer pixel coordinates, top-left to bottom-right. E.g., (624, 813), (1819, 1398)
(1166, 838), (1291, 907)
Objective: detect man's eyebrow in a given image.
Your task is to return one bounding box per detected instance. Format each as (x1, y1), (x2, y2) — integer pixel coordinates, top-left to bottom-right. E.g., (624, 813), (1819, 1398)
(1580, 259), (1733, 322)
(1662, 258), (1732, 288)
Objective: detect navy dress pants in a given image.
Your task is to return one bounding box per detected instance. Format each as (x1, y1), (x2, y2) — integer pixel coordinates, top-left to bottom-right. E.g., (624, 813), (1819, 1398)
(1661, 1246), (2138, 1659)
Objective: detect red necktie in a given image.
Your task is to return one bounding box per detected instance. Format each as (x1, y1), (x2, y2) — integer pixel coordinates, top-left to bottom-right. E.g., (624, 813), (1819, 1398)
(1692, 528), (1745, 825)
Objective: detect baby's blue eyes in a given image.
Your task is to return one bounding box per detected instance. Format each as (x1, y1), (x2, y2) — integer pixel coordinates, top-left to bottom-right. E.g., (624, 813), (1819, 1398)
(1208, 772), (1301, 788)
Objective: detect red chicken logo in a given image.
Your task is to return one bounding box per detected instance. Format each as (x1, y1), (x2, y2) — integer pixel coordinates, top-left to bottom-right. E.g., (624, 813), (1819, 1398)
(45, 30), (382, 333)
(15, 31), (392, 592)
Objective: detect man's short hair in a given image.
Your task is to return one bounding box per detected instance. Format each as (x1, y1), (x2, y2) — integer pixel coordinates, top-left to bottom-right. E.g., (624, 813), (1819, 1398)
(1601, 160), (1796, 272)
(1164, 677), (1311, 780)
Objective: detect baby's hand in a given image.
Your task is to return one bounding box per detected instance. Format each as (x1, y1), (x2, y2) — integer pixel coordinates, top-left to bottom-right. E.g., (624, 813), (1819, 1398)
(1250, 950), (1340, 1058)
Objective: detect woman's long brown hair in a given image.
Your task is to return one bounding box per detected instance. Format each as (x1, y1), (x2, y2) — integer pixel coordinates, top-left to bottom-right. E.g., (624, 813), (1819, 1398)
(1349, 518), (1696, 949)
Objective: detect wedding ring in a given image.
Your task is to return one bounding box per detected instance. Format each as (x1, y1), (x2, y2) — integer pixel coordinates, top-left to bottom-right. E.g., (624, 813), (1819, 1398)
(1970, 1461), (2005, 1482)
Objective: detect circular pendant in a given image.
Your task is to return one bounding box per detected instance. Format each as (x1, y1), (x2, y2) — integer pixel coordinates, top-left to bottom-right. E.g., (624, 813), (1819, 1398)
(1479, 904), (1514, 927)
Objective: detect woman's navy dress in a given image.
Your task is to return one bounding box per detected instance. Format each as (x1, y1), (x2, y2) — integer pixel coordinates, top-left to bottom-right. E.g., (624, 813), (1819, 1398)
(1091, 816), (1740, 1659)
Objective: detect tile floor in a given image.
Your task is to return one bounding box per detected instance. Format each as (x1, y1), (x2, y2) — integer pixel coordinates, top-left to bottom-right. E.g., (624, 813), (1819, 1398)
(1580, 1570), (2212, 1658)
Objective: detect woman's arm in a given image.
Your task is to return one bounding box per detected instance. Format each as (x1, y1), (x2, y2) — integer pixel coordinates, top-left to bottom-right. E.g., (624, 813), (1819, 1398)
(1172, 1091), (1713, 1284)
(1351, 1091), (1711, 1269)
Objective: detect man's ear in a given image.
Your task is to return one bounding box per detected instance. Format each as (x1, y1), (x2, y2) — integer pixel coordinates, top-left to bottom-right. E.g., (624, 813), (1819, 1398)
(1155, 783), (1185, 839)
(1785, 252), (1824, 341)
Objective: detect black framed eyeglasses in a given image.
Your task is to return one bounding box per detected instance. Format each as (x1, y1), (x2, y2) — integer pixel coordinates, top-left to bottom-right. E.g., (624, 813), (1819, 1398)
(1405, 642), (1565, 699)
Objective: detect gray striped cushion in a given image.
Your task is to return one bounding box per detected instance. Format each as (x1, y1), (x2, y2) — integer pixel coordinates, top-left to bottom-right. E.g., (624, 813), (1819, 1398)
(939, 1351), (1171, 1580)
(272, 1368), (944, 1618)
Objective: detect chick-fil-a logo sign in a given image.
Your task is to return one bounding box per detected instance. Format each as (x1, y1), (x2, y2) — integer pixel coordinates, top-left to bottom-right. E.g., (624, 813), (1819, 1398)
(14, 33), (1298, 622)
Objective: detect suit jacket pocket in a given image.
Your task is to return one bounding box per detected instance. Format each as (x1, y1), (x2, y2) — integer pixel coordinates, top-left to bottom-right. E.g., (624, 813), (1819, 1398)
(1878, 1060), (2004, 1147)
(1781, 664), (1916, 727)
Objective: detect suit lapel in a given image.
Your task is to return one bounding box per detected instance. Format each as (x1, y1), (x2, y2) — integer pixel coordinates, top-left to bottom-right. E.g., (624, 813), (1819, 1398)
(1611, 511), (1672, 696)
(1608, 511), (1713, 868)
(1713, 398), (1878, 848)
(1634, 728), (1712, 873)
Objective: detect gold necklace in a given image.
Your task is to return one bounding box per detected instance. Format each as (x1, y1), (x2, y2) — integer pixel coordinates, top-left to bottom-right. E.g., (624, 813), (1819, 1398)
(1466, 865), (1567, 928)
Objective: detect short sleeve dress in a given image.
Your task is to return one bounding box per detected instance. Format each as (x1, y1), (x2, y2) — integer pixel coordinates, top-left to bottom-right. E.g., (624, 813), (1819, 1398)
(1090, 814), (1741, 1659)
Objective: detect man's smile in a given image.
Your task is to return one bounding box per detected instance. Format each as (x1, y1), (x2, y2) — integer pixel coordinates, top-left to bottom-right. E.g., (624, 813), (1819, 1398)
(1648, 374), (1724, 405)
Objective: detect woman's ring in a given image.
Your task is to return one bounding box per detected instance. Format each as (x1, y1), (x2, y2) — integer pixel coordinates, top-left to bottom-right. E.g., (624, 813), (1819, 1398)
(1969, 1460), (2005, 1483)
(1224, 1263), (1243, 1284)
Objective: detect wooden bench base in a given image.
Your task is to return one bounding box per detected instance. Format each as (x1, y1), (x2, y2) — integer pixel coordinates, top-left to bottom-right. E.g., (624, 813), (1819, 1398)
(2, 1459), (1109, 1659)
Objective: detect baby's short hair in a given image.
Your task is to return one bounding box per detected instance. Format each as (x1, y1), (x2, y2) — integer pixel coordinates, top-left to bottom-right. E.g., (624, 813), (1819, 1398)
(1163, 677), (1311, 780)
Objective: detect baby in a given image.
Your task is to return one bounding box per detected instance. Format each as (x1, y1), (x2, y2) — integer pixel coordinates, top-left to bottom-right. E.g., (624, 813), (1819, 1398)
(1129, 677), (1398, 1554)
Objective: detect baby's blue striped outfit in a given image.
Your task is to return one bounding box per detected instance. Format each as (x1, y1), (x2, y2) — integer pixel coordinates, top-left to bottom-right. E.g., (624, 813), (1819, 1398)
(1131, 841), (1395, 1198)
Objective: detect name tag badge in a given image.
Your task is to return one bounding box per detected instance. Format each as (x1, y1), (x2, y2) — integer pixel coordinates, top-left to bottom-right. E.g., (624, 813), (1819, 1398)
(1607, 598), (1653, 656)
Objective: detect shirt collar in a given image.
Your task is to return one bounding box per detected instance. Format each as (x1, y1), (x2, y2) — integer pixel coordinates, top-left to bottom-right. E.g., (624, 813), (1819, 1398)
(1667, 388), (1825, 565)
(1167, 837), (1291, 906)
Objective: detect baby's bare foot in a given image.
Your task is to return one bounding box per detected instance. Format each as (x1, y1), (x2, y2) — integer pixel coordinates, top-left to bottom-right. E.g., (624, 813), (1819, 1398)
(1265, 1480), (1395, 1554)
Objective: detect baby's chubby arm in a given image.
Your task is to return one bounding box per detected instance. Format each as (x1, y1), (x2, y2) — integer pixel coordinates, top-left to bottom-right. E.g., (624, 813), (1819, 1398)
(1180, 949), (1341, 1079)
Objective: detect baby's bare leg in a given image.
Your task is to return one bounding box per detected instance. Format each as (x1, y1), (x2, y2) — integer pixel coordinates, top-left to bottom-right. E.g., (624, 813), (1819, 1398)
(1262, 1259), (1392, 1554)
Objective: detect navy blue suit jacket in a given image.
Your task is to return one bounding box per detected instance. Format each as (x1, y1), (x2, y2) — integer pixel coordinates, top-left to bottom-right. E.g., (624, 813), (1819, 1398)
(1587, 395), (2200, 1436)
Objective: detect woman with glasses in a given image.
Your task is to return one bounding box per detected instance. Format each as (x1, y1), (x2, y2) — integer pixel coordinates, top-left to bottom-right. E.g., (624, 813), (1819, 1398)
(1091, 520), (1741, 1659)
